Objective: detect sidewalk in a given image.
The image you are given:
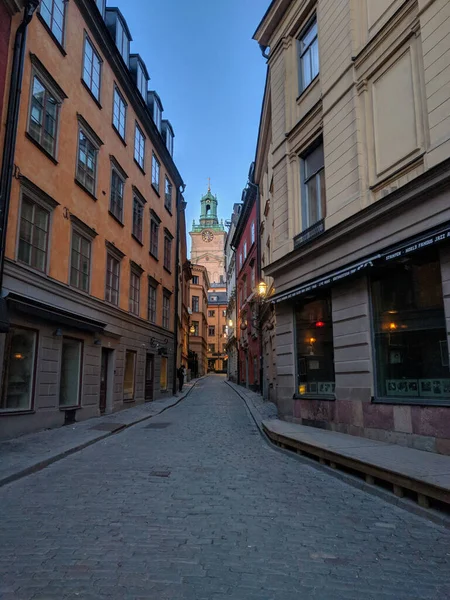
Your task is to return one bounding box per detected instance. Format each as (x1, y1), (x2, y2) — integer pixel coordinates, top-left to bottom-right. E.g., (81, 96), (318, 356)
(227, 381), (450, 512)
(0, 378), (200, 488)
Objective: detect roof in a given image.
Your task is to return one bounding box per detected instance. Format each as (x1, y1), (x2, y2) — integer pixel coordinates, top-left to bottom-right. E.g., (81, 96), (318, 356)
(208, 292), (228, 304)
(106, 7), (133, 41)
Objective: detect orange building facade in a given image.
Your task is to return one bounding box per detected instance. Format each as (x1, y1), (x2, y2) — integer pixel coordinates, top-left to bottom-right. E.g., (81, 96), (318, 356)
(0, 0), (186, 438)
(188, 264), (209, 378)
(207, 285), (228, 373)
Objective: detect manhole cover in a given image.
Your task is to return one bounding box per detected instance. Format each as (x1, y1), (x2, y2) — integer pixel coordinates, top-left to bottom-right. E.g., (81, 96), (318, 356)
(90, 422), (125, 432)
(150, 470), (171, 478)
(145, 422), (171, 429)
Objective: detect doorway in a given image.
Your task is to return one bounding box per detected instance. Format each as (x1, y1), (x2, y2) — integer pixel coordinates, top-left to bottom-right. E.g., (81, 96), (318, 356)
(100, 348), (109, 414)
(145, 353), (154, 402)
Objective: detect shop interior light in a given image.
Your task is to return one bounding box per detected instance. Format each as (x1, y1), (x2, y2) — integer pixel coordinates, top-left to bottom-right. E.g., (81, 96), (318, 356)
(389, 322), (398, 330)
(315, 321), (325, 328)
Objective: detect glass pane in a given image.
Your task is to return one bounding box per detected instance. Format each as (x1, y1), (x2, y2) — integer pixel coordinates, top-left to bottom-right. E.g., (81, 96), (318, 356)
(18, 240), (31, 265)
(59, 339), (82, 406)
(302, 21), (317, 49)
(371, 257), (449, 401)
(304, 144), (324, 179)
(306, 177), (318, 226)
(295, 296), (335, 396)
(123, 351), (135, 400)
(1, 328), (36, 410)
(311, 38), (319, 79)
(34, 206), (49, 232)
(302, 50), (312, 88)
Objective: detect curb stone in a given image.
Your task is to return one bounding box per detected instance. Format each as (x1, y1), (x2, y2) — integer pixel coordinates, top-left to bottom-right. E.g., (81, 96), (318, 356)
(0, 377), (202, 489)
(225, 379), (450, 530)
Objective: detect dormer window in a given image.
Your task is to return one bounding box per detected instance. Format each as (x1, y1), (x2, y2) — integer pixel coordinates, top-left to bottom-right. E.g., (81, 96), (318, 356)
(116, 18), (129, 65)
(147, 91), (163, 132)
(95, 0), (105, 18)
(162, 120), (174, 156)
(105, 9), (132, 67)
(130, 55), (149, 100)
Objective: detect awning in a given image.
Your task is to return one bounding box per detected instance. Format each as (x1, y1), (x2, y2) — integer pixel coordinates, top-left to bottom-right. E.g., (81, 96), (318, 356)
(7, 292), (106, 333)
(383, 222), (450, 262)
(271, 255), (381, 304)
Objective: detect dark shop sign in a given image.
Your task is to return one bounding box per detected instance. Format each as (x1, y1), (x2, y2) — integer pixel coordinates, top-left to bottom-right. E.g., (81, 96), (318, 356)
(384, 224), (450, 262)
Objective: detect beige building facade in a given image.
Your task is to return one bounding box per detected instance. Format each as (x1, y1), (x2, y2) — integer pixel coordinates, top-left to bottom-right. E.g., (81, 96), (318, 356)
(254, 0), (450, 454)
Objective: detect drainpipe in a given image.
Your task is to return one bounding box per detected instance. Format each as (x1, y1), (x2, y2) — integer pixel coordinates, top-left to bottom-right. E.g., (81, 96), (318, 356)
(172, 184), (186, 395)
(0, 0), (40, 332)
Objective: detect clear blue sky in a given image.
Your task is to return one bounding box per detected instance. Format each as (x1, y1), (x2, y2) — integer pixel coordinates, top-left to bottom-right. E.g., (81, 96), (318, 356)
(110, 0), (268, 246)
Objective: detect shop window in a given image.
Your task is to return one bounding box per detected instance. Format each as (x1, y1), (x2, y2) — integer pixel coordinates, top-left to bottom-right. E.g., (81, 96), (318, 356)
(295, 295), (335, 396)
(59, 338), (82, 407)
(1, 327), (37, 412)
(160, 356), (168, 390)
(371, 256), (449, 403)
(123, 350), (136, 400)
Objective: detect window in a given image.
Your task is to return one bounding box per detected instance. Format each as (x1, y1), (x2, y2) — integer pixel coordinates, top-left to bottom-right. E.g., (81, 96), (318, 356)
(208, 310), (215, 317)
(59, 338), (82, 407)
(40, 0), (65, 45)
(95, 0), (105, 17)
(251, 222), (255, 245)
(134, 123), (145, 169)
(166, 129), (173, 156)
(222, 310), (227, 318)
(251, 263), (255, 292)
(109, 167), (124, 222)
(302, 142), (325, 230)
(132, 196), (144, 242)
(116, 17), (130, 65)
(240, 253), (243, 269)
(208, 344), (215, 353)
(113, 86), (127, 139)
(160, 356), (168, 390)
(371, 255), (449, 403)
(222, 325), (227, 334)
(152, 153), (160, 191)
(164, 234), (172, 272)
(153, 101), (162, 132)
(1, 327), (37, 412)
(295, 295), (335, 397)
(129, 270), (141, 315)
(148, 280), (157, 323)
(192, 296), (199, 312)
(136, 63), (146, 98)
(105, 254), (120, 305)
(208, 326), (215, 337)
(242, 276), (247, 302)
(192, 275), (199, 285)
(244, 241), (247, 260)
(18, 196), (49, 272)
(191, 321), (199, 336)
(28, 76), (59, 157)
(210, 295), (218, 301)
(150, 216), (159, 258)
(165, 177), (172, 212)
(70, 231), (90, 292)
(299, 18), (319, 91)
(82, 36), (101, 101)
(123, 350), (136, 400)
(163, 292), (170, 329)
(76, 128), (98, 195)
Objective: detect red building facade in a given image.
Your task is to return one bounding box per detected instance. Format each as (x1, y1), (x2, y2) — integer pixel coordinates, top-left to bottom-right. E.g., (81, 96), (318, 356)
(232, 183), (259, 390)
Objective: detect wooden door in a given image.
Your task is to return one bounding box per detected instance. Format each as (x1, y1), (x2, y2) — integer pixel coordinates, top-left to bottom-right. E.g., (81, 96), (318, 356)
(100, 349), (109, 414)
(145, 353), (154, 402)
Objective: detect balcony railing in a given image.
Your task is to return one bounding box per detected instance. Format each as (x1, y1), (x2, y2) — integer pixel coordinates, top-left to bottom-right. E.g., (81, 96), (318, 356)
(293, 219), (324, 250)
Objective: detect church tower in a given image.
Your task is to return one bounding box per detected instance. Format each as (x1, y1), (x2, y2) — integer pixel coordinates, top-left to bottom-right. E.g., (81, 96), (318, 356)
(190, 183), (226, 285)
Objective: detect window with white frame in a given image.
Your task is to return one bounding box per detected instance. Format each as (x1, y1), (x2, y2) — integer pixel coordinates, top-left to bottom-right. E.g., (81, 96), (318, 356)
(132, 196), (144, 242)
(109, 166), (125, 222)
(76, 127), (99, 195)
(28, 74), (61, 158)
(136, 63), (147, 98)
(298, 18), (319, 92)
(164, 177), (172, 212)
(251, 222), (255, 245)
(113, 86), (127, 139)
(129, 269), (141, 315)
(301, 142), (325, 230)
(70, 230), (91, 292)
(134, 123), (145, 169)
(115, 17), (130, 65)
(152, 153), (160, 191)
(39, 0), (66, 45)
(148, 280), (157, 323)
(105, 253), (120, 305)
(162, 292), (170, 329)
(150, 213), (160, 258)
(164, 233), (172, 272)
(82, 36), (101, 101)
(192, 296), (199, 312)
(244, 241), (247, 260)
(153, 101), (162, 131)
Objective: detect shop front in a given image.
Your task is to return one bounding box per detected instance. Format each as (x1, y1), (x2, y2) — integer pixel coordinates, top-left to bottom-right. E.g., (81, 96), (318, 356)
(272, 222), (450, 455)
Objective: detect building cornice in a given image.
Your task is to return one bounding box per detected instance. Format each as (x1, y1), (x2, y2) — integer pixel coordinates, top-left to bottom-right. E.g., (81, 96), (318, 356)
(2, 0), (24, 16)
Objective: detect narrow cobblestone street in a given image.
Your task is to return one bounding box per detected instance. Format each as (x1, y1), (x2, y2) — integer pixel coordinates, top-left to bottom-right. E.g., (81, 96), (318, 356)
(1, 375), (450, 599)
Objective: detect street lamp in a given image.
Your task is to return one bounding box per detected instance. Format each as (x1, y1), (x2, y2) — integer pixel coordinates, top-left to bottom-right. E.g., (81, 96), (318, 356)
(189, 324), (196, 335)
(258, 281), (268, 297)
(228, 319), (233, 327)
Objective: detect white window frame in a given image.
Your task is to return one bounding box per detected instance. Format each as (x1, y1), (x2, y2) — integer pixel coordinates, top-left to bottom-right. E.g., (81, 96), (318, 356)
(298, 17), (319, 92)
(134, 123), (145, 170)
(152, 153), (160, 191)
(301, 142), (325, 231)
(82, 34), (102, 102)
(112, 85), (127, 140)
(116, 17), (130, 66)
(39, 0), (66, 46)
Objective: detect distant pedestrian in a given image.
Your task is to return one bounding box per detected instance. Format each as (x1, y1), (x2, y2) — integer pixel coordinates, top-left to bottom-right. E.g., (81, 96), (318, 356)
(177, 365), (185, 392)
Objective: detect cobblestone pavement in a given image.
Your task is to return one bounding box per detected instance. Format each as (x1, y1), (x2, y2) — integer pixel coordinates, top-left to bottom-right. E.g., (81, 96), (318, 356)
(1, 375), (450, 600)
